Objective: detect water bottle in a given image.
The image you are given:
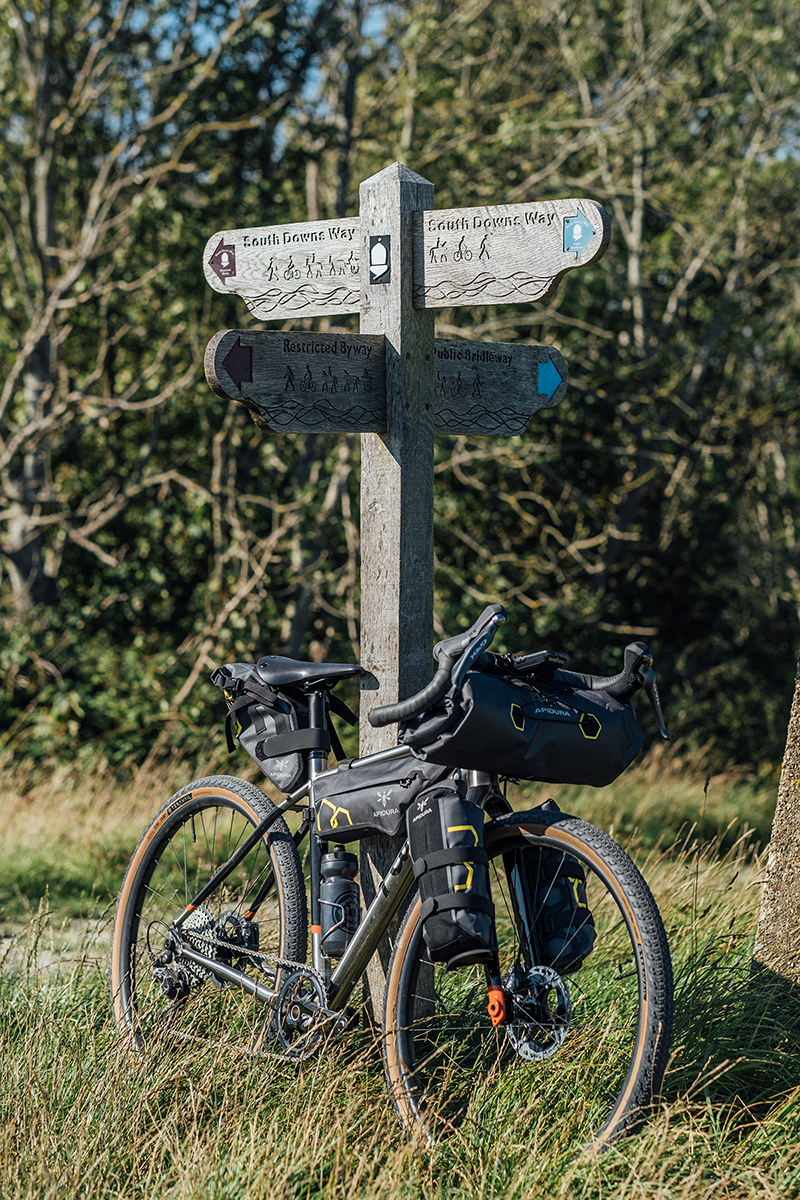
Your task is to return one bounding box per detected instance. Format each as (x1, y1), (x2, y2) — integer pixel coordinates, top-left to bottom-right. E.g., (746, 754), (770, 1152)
(319, 846), (360, 958)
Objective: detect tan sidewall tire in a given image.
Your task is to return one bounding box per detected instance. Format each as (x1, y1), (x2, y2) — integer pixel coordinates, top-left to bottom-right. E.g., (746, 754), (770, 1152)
(383, 812), (672, 1148)
(110, 776), (307, 1046)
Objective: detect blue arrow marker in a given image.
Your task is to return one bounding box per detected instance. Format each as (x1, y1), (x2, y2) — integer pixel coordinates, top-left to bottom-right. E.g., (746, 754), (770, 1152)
(538, 356), (563, 399)
(563, 210), (597, 258)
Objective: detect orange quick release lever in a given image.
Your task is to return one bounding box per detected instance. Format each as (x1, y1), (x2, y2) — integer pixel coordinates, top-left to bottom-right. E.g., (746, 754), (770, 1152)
(487, 986), (506, 1027)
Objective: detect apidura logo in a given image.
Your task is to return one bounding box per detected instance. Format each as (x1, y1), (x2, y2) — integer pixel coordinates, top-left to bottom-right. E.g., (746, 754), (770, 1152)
(319, 799), (353, 829)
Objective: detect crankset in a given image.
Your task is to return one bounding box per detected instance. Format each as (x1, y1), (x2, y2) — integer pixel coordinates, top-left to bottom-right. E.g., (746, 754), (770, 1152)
(271, 969), (343, 1062)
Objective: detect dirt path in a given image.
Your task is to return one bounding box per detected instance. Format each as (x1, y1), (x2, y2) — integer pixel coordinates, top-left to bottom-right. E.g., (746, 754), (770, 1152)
(0, 914), (112, 979)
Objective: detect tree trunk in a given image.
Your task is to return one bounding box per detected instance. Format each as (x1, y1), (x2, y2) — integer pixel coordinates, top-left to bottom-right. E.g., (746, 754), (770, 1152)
(753, 658), (800, 983)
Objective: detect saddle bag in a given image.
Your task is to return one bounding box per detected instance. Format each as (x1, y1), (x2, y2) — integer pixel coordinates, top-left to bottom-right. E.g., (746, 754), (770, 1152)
(312, 753), (448, 843)
(400, 670), (645, 787)
(407, 785), (495, 970)
(211, 662), (329, 793)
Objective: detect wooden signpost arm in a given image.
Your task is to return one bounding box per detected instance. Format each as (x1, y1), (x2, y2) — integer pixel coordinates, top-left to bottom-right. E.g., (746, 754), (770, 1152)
(357, 164), (435, 1019)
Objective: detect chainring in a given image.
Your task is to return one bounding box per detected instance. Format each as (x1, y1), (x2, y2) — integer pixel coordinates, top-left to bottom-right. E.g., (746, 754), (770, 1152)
(271, 969), (338, 1062)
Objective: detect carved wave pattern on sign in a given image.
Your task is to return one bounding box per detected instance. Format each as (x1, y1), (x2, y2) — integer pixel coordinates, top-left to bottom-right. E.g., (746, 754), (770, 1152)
(415, 271), (557, 305)
(434, 405), (535, 436)
(253, 400), (381, 429)
(242, 284), (360, 316)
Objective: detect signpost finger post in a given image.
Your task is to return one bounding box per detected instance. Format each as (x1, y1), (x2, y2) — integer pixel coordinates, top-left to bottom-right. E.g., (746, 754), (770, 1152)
(203, 161), (610, 1018)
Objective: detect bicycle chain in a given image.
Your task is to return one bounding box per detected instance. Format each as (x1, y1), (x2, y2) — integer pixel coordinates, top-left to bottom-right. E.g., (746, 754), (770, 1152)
(157, 927), (339, 1064)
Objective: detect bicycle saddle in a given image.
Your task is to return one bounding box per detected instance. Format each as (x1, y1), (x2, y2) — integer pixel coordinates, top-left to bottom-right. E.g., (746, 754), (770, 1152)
(256, 655), (365, 688)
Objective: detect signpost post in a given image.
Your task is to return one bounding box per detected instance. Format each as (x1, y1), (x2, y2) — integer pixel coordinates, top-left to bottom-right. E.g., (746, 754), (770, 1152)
(202, 161), (610, 1014)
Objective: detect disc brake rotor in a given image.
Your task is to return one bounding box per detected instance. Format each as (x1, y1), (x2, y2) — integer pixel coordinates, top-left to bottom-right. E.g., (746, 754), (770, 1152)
(503, 964), (572, 1061)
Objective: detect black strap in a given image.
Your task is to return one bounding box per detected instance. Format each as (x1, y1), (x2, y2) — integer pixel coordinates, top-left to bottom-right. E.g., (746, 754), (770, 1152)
(412, 847), (489, 879)
(420, 894), (495, 919)
(326, 713), (345, 762)
(255, 728), (331, 760)
(234, 679), (281, 708)
(224, 711), (237, 754)
(329, 693), (358, 726)
(223, 686), (281, 754)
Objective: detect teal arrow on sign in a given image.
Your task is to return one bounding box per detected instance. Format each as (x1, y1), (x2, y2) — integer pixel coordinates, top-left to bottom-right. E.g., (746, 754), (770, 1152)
(538, 356), (563, 399)
(563, 210), (598, 258)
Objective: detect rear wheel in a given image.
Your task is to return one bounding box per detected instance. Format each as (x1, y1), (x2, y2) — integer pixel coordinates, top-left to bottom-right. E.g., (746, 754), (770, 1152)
(110, 776), (307, 1054)
(383, 809), (672, 1149)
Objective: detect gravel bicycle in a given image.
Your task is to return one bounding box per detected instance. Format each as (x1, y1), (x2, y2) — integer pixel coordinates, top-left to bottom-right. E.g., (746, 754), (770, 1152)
(110, 605), (673, 1149)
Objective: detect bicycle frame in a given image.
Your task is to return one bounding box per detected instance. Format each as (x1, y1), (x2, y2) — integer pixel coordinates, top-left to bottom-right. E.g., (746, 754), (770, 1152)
(166, 738), (428, 1018)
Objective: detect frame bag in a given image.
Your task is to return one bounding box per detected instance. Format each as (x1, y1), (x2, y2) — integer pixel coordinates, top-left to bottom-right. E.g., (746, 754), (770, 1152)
(312, 754), (448, 843)
(407, 785), (494, 970)
(400, 671), (645, 787)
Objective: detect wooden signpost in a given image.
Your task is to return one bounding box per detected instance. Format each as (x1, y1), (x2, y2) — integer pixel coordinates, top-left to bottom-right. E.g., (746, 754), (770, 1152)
(203, 198), (608, 321)
(205, 329), (567, 435)
(202, 162), (610, 1013)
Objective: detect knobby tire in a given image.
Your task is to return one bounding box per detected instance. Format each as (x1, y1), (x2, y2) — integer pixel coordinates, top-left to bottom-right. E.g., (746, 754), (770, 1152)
(110, 775), (307, 1054)
(383, 809), (673, 1150)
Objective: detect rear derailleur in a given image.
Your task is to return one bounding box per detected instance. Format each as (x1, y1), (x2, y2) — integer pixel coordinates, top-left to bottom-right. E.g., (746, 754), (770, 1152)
(150, 905), (262, 999)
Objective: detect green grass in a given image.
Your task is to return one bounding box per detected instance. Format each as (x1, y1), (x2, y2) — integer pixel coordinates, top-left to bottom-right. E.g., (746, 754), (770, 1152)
(0, 753), (798, 1198)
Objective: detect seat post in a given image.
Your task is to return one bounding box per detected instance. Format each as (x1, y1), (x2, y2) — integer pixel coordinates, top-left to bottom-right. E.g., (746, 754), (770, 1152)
(307, 688), (330, 783)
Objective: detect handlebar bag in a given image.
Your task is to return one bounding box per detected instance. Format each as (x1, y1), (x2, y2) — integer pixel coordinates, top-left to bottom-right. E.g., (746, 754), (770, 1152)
(211, 662), (327, 793)
(407, 784), (495, 969)
(399, 671), (645, 787)
(312, 754), (449, 843)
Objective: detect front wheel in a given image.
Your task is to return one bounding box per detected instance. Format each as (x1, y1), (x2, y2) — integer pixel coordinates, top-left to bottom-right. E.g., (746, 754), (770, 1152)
(110, 776), (307, 1054)
(383, 809), (673, 1149)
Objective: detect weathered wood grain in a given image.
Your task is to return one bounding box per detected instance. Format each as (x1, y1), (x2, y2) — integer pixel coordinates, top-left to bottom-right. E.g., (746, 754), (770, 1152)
(204, 329), (386, 432)
(201, 198), (609, 319)
(412, 198), (610, 309)
(202, 217), (361, 320)
(754, 664), (800, 983)
(206, 331), (566, 435)
(432, 340), (567, 434)
(357, 163), (436, 1021)
(358, 164), (435, 743)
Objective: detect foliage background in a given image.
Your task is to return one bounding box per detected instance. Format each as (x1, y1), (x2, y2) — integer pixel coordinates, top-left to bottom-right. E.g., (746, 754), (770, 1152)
(1, 0), (798, 776)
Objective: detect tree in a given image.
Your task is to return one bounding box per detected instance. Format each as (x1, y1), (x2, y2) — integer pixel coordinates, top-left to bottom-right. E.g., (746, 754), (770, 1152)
(343, 0), (800, 765)
(0, 0), (365, 765)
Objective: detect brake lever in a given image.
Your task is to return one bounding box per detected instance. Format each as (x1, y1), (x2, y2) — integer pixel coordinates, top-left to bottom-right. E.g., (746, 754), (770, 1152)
(451, 611), (507, 691)
(644, 669), (670, 740)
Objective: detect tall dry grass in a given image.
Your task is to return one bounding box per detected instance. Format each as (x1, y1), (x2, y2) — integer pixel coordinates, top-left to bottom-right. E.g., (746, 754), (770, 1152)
(0, 753), (798, 1198)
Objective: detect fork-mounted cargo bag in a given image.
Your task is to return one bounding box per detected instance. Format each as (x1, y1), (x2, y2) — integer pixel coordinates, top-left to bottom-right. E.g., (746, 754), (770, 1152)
(512, 847), (597, 974)
(400, 671), (645, 787)
(407, 785), (494, 969)
(211, 662), (326, 793)
(312, 754), (448, 842)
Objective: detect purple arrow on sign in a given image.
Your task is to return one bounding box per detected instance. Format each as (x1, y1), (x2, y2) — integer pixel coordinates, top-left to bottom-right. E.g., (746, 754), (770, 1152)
(222, 337), (253, 388)
(209, 239), (237, 282)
